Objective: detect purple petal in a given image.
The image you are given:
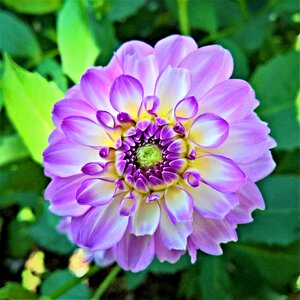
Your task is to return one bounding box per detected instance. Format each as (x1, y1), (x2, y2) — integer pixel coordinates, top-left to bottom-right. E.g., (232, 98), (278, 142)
(174, 96), (198, 121)
(192, 154), (246, 193)
(164, 187), (193, 223)
(119, 195), (137, 216)
(167, 139), (187, 153)
(179, 45), (233, 99)
(189, 211), (237, 255)
(143, 96), (160, 115)
(183, 169), (201, 187)
(115, 229), (155, 272)
(188, 113), (229, 148)
(154, 35), (197, 71)
(162, 171), (179, 185)
(110, 75), (144, 118)
(96, 110), (116, 129)
(76, 178), (116, 206)
(198, 79), (258, 123)
(93, 248), (115, 267)
(45, 175), (90, 217)
(61, 116), (112, 147)
(169, 158), (188, 173)
(71, 199), (129, 251)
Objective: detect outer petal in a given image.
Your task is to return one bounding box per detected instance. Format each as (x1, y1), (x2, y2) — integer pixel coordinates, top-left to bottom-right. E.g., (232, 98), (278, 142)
(52, 99), (97, 131)
(76, 178), (117, 206)
(159, 206), (192, 250)
(93, 248), (115, 267)
(71, 199), (128, 251)
(61, 116), (113, 147)
(185, 182), (238, 219)
(110, 75), (144, 118)
(154, 35), (198, 71)
(164, 187), (193, 223)
(179, 45), (233, 99)
(155, 66), (191, 116)
(130, 193), (160, 236)
(240, 151), (276, 182)
(191, 154), (246, 193)
(226, 180), (265, 225)
(43, 139), (100, 177)
(198, 79), (258, 123)
(189, 211), (237, 255)
(188, 113), (229, 148)
(115, 229), (155, 272)
(45, 175), (90, 217)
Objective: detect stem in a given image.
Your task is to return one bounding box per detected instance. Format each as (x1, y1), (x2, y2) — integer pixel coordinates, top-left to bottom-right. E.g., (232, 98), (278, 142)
(90, 265), (121, 300)
(177, 0), (190, 35)
(48, 265), (102, 299)
(238, 0), (249, 22)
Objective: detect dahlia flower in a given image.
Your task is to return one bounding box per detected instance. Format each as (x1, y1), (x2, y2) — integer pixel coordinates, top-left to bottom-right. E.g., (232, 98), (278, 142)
(43, 35), (276, 272)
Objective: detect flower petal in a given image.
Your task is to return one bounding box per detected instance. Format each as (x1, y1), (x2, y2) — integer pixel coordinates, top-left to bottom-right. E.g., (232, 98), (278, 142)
(198, 79), (258, 123)
(185, 182), (238, 219)
(45, 175), (90, 217)
(76, 178), (117, 206)
(159, 206), (192, 250)
(154, 35), (198, 71)
(110, 75), (144, 118)
(130, 193), (160, 236)
(188, 113), (229, 148)
(71, 199), (129, 251)
(155, 66), (191, 116)
(226, 180), (265, 225)
(164, 187), (193, 223)
(189, 211), (237, 255)
(43, 139), (100, 177)
(61, 116), (113, 147)
(179, 45), (233, 99)
(192, 154), (246, 193)
(115, 229), (155, 272)
(174, 96), (198, 121)
(93, 248), (115, 267)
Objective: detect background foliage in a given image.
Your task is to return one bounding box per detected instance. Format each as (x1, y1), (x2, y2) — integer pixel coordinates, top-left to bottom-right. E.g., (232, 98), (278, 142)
(0, 0), (299, 299)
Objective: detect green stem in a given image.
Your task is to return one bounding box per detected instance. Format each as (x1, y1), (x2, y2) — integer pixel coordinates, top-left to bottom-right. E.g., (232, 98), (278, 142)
(177, 0), (190, 35)
(48, 265), (102, 299)
(90, 265), (121, 300)
(238, 0), (249, 22)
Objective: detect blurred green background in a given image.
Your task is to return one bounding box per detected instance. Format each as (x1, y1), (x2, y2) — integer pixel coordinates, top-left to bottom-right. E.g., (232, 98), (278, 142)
(0, 0), (299, 299)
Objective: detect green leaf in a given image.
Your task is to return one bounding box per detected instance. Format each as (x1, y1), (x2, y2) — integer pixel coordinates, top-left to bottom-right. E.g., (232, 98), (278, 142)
(57, 0), (100, 82)
(29, 203), (74, 255)
(125, 270), (148, 291)
(107, 0), (146, 22)
(0, 135), (29, 167)
(0, 282), (37, 300)
(188, 0), (218, 34)
(238, 176), (300, 245)
(7, 219), (34, 258)
(2, 0), (62, 15)
(2, 54), (64, 163)
(213, 0), (242, 28)
(41, 269), (91, 300)
(228, 241), (300, 291)
(0, 11), (41, 62)
(36, 58), (68, 92)
(251, 51), (300, 150)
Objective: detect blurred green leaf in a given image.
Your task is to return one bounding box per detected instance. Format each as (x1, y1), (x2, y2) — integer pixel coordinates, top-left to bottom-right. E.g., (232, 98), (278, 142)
(41, 269), (91, 300)
(239, 176), (300, 245)
(107, 0), (146, 21)
(125, 270), (148, 291)
(213, 0), (242, 28)
(7, 219), (34, 258)
(251, 51), (300, 150)
(273, 0), (300, 14)
(36, 58), (68, 92)
(57, 0), (99, 82)
(148, 255), (190, 274)
(0, 282), (37, 300)
(0, 11), (41, 62)
(29, 203), (74, 255)
(2, 0), (62, 15)
(2, 54), (64, 163)
(228, 241), (300, 291)
(0, 135), (29, 167)
(217, 37), (249, 79)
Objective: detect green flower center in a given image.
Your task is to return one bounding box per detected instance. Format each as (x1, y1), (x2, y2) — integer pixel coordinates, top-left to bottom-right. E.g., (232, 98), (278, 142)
(136, 144), (162, 166)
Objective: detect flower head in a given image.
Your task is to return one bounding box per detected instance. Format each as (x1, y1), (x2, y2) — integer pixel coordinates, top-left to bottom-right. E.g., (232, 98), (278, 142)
(43, 35), (276, 272)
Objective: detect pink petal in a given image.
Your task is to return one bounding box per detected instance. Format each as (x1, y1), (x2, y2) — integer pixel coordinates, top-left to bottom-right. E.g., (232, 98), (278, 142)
(188, 113), (229, 148)
(179, 45), (233, 99)
(154, 35), (198, 71)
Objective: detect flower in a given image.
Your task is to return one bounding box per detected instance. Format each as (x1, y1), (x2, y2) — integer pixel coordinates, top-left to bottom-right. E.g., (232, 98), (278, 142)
(43, 35), (276, 272)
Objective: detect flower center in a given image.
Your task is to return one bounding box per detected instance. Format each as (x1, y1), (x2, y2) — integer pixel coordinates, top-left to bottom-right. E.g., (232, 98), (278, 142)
(136, 144), (162, 166)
